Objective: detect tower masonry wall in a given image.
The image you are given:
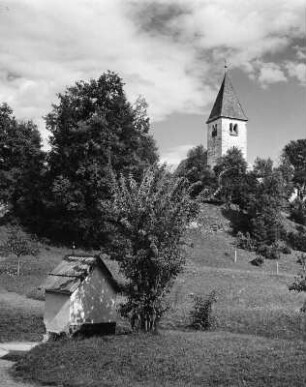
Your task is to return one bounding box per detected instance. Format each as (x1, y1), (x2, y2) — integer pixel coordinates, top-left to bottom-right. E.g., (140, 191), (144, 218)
(207, 120), (222, 168)
(207, 117), (247, 168)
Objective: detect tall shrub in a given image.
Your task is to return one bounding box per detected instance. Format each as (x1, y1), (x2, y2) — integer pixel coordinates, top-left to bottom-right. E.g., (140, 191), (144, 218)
(110, 165), (197, 332)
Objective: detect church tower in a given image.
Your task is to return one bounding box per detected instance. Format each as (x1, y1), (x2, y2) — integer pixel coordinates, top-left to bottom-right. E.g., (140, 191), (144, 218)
(206, 71), (248, 168)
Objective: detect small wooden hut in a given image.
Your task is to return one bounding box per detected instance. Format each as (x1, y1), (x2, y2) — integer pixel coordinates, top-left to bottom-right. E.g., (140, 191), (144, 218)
(43, 254), (119, 336)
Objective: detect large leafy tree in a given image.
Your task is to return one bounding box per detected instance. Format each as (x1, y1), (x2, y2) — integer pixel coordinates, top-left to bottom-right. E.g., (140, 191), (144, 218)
(0, 103), (45, 223)
(175, 145), (215, 198)
(44, 72), (158, 246)
(110, 165), (197, 332)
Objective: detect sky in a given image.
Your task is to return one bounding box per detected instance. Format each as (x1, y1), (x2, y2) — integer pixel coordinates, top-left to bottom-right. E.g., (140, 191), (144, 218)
(0, 0), (305, 168)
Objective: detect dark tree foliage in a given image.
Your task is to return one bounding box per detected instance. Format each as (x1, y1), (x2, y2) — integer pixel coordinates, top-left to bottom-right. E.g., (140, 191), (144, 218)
(214, 147), (248, 204)
(239, 167), (285, 248)
(43, 72), (158, 246)
(276, 155), (294, 201)
(281, 140), (306, 225)
(175, 145), (215, 197)
(286, 230), (306, 252)
(228, 156), (286, 254)
(0, 103), (45, 225)
(282, 139), (306, 202)
(252, 157), (273, 177)
(290, 199), (306, 226)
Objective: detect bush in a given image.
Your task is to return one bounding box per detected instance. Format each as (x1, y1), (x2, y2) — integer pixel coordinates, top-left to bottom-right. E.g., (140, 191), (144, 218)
(290, 199), (306, 226)
(289, 273), (306, 292)
(236, 231), (255, 251)
(289, 254), (306, 293)
(286, 231), (306, 252)
(296, 253), (306, 270)
(256, 244), (279, 259)
(281, 245), (292, 255)
(250, 256), (264, 266)
(188, 291), (218, 331)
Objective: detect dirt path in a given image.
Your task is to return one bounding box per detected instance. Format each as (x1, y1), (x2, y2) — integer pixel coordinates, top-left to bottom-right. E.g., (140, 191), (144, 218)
(0, 289), (45, 386)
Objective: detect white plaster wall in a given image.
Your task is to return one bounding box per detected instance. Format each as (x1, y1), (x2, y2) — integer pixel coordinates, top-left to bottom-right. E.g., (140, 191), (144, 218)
(220, 118), (247, 160)
(44, 292), (70, 333)
(70, 268), (117, 325)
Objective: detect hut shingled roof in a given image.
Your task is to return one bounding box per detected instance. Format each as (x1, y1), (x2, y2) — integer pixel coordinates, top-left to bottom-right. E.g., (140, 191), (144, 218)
(43, 254), (119, 294)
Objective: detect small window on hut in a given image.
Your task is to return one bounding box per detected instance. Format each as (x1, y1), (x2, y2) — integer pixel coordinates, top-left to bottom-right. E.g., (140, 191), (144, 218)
(229, 123), (238, 136)
(212, 124), (217, 138)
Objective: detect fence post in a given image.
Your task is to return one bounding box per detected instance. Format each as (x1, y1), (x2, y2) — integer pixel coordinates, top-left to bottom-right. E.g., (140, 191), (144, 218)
(234, 249), (237, 263)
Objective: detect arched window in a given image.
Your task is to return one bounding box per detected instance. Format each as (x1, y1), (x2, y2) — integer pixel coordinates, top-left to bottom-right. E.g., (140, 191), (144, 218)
(229, 123), (238, 136)
(212, 124), (217, 137)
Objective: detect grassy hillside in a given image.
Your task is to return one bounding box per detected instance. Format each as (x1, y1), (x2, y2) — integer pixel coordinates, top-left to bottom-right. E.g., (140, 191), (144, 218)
(1, 204), (305, 341)
(2, 203), (306, 386)
(162, 203), (305, 340)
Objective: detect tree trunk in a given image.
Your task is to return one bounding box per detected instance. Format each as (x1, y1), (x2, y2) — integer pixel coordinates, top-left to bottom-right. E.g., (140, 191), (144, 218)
(17, 257), (21, 276)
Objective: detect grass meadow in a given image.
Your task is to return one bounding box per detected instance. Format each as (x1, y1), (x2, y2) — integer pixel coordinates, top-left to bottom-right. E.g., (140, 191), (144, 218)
(1, 204), (306, 386)
(13, 331), (306, 387)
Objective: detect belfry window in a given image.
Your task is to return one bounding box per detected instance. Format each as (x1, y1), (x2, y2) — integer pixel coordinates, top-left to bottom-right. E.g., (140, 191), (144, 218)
(229, 123), (238, 136)
(212, 124), (217, 137)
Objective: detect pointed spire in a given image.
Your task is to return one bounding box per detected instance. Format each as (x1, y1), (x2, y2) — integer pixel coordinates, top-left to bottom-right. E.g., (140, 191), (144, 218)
(206, 72), (248, 124)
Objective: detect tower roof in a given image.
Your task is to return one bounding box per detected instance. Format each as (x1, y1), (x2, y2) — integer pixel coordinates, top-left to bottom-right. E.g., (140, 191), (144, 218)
(206, 72), (248, 124)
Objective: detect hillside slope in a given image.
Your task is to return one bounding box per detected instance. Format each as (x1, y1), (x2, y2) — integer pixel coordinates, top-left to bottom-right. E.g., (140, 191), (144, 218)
(163, 203), (306, 340)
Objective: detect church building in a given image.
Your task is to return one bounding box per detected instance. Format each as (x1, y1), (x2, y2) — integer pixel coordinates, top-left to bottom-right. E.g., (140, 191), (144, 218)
(206, 71), (248, 168)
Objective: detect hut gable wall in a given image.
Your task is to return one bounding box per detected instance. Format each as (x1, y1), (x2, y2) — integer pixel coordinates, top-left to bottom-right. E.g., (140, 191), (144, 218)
(44, 292), (70, 333)
(70, 267), (117, 325)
